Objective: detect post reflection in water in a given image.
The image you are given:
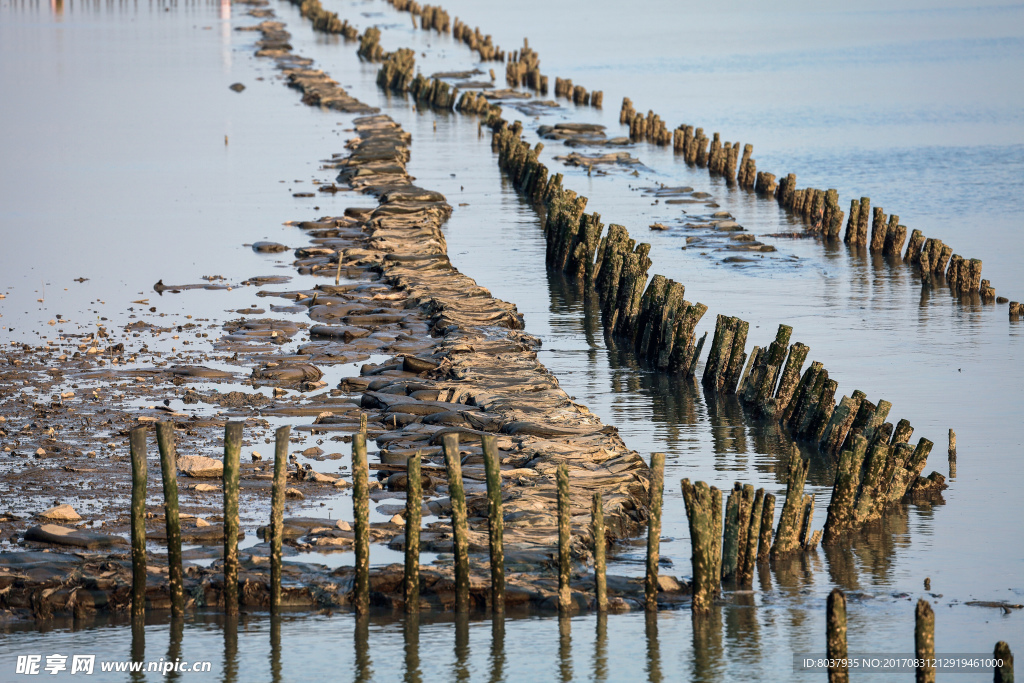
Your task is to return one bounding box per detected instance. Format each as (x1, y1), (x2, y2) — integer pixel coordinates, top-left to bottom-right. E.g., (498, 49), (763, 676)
(594, 612), (608, 682)
(355, 614), (372, 683)
(557, 616), (572, 683)
(130, 614), (145, 683)
(269, 616), (281, 683)
(454, 613), (471, 682)
(489, 613), (506, 683)
(167, 617), (184, 683)
(645, 611), (662, 683)
(691, 607), (724, 683)
(404, 613), (422, 683)
(725, 592), (760, 666)
(223, 614), (238, 683)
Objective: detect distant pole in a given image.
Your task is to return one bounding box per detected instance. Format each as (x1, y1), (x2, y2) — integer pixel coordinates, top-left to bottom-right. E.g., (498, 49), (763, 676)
(482, 435), (505, 612)
(353, 431), (370, 615)
(645, 453), (665, 611)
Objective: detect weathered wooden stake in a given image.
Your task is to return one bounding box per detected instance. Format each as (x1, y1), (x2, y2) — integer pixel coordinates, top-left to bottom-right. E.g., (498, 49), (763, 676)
(915, 599), (935, 683)
(757, 493), (775, 561)
(443, 433), (470, 612)
(482, 435), (505, 612)
(827, 588), (849, 683)
(592, 492), (607, 611)
(222, 421), (242, 615)
(353, 430), (371, 615)
(772, 446), (810, 557)
(994, 641), (1014, 683)
(681, 479), (723, 613)
(645, 453), (665, 611)
(736, 488), (763, 587)
(948, 428), (956, 457)
(557, 462), (572, 614)
(129, 426), (148, 618)
(155, 422), (184, 618)
(404, 451), (422, 612)
(270, 425), (289, 615)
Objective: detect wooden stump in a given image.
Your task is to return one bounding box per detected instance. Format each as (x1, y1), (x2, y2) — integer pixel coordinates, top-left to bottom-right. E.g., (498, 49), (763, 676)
(681, 479), (723, 613)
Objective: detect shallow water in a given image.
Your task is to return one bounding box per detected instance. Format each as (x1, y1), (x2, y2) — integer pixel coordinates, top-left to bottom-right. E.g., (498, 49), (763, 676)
(1, 0), (1022, 680)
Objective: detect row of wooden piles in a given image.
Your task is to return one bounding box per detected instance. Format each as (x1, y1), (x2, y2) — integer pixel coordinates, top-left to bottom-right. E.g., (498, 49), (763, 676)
(285, 0), (358, 38)
(618, 94), (1011, 306)
(554, 77), (603, 108)
(376, 50), (502, 117)
(701, 315), (943, 494)
(383, 0), (505, 60)
(490, 119), (711, 377)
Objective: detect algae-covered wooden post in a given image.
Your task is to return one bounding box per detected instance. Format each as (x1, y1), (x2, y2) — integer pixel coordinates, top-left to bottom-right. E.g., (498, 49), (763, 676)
(404, 452), (422, 612)
(772, 446), (809, 558)
(481, 435), (505, 612)
(757, 493), (775, 561)
(994, 641), (1014, 683)
(443, 433), (470, 612)
(155, 421), (184, 618)
(645, 453), (665, 612)
(592, 492), (607, 611)
(736, 488), (763, 587)
(827, 588), (849, 683)
(270, 425), (289, 615)
(222, 421), (242, 615)
(915, 599), (935, 683)
(129, 426), (148, 618)
(353, 430), (371, 616)
(823, 436), (868, 542)
(681, 479), (723, 614)
(557, 463), (572, 613)
(720, 484), (741, 583)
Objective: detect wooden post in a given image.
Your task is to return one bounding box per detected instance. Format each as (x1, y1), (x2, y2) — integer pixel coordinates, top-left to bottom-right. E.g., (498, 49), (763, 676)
(736, 487), (763, 587)
(482, 435), (505, 612)
(948, 429), (956, 457)
(827, 588), (849, 683)
(645, 453), (665, 611)
(404, 452), (422, 612)
(994, 641), (1014, 683)
(592, 492), (607, 611)
(823, 436), (869, 541)
(557, 463), (572, 614)
(681, 479), (722, 613)
(915, 599), (935, 683)
(720, 484), (741, 584)
(772, 446), (809, 557)
(223, 421), (242, 615)
(155, 422), (184, 618)
(443, 433), (470, 612)
(270, 425), (289, 615)
(757, 493), (775, 561)
(129, 426), (148, 618)
(352, 431), (370, 615)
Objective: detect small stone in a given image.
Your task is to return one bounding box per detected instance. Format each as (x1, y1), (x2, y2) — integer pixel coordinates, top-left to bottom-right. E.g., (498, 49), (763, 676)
(251, 451), (263, 462)
(389, 514), (405, 526)
(193, 484), (220, 493)
(333, 478), (352, 489)
(195, 518), (211, 528)
(39, 504), (81, 521)
(229, 82), (246, 92)
(302, 446), (324, 457)
(176, 455), (224, 478)
(335, 519), (352, 531)
(251, 241), (287, 253)
(285, 487), (304, 499)
(657, 575), (683, 592)
(35, 448), (46, 457)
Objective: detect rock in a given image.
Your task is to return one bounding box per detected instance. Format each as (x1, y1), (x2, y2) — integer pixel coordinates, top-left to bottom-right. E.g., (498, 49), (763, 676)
(333, 478), (352, 489)
(336, 520), (352, 531)
(251, 451), (263, 462)
(176, 455), (224, 478)
(25, 524), (126, 549)
(229, 82), (246, 92)
(252, 241), (287, 253)
(285, 487), (304, 499)
(195, 518), (211, 528)
(649, 223), (670, 231)
(192, 484), (220, 493)
(657, 574), (683, 592)
(39, 504), (81, 522)
(303, 469), (336, 483)
(302, 446), (324, 457)
(34, 447), (46, 458)
(390, 514), (406, 526)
